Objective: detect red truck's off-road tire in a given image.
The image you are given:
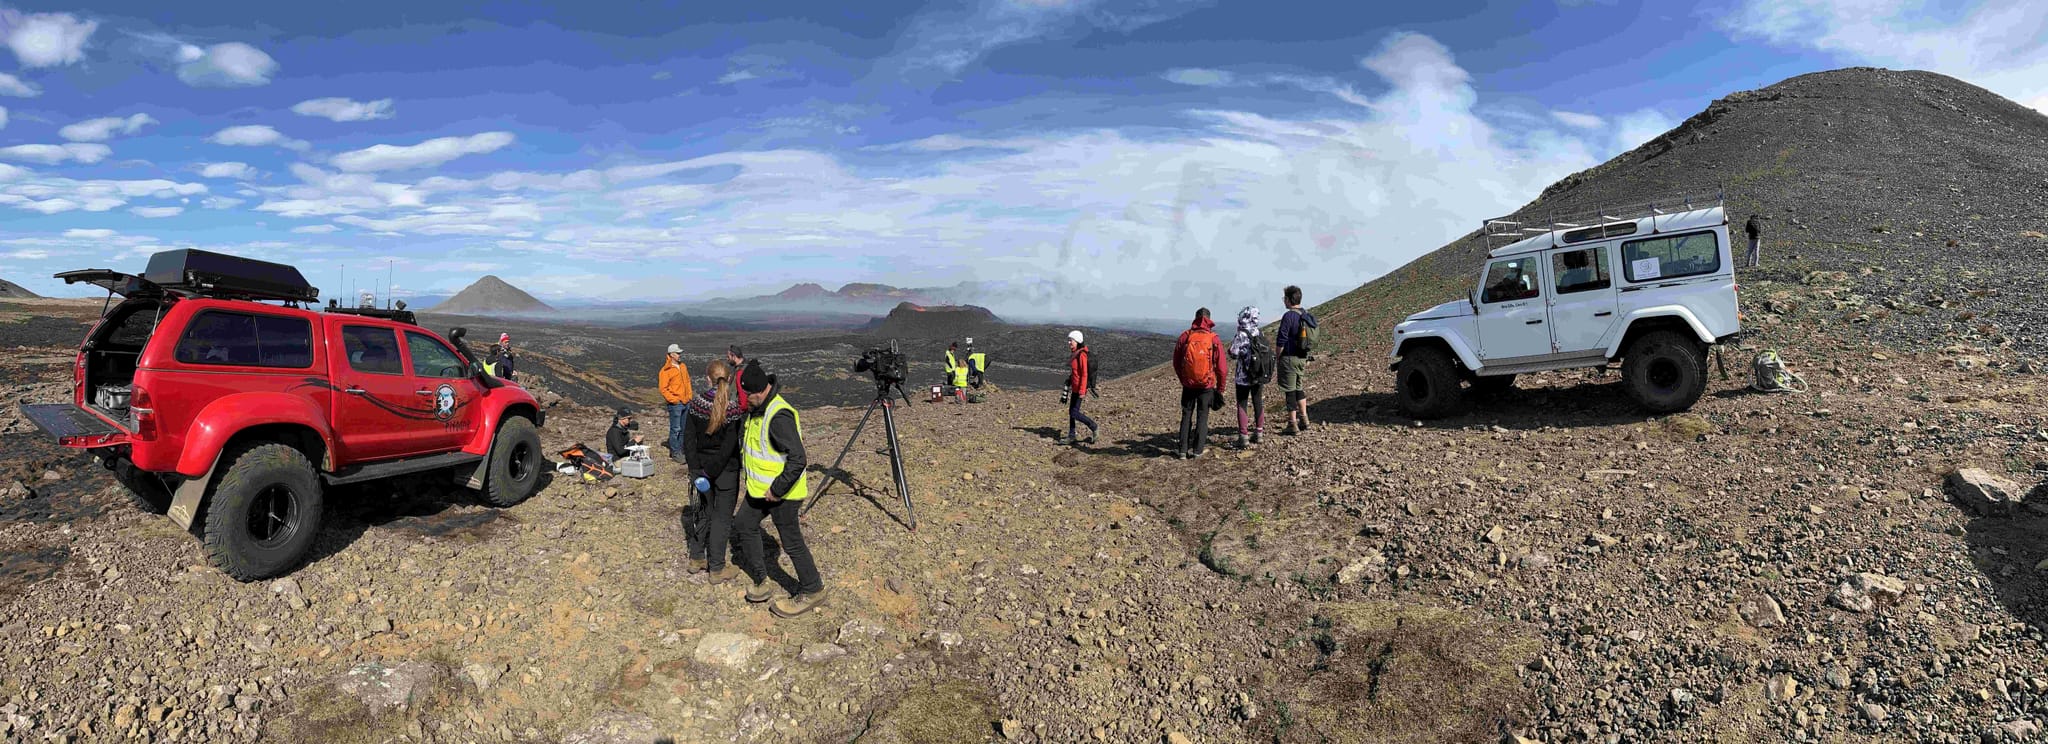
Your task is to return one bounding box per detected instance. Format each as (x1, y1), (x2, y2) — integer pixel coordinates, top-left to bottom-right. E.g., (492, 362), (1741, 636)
(111, 459), (171, 514)
(1395, 346), (1464, 420)
(1623, 330), (1710, 414)
(480, 415), (542, 508)
(201, 443), (324, 582)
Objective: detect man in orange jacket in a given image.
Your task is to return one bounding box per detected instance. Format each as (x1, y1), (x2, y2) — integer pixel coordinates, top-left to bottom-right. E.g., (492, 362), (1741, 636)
(661, 344), (694, 460)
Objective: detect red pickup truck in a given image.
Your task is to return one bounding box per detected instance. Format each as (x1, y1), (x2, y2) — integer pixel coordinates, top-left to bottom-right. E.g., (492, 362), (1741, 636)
(24, 250), (546, 580)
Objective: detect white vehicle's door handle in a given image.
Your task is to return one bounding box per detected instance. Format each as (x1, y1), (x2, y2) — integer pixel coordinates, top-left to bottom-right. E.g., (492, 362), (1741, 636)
(1594, 311), (1614, 317)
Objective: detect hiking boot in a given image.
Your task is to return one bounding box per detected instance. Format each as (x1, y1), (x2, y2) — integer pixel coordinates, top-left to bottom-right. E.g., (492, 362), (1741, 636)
(708, 565), (741, 584)
(1054, 433), (1070, 445)
(1083, 430), (1097, 445)
(1234, 434), (1248, 450)
(1250, 431), (1262, 445)
(1174, 448), (1188, 460)
(688, 558), (708, 573)
(744, 581), (775, 603)
(771, 589), (829, 618)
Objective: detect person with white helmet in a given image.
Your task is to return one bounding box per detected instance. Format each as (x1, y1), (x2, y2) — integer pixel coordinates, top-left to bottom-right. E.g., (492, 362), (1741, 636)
(1058, 330), (1097, 446)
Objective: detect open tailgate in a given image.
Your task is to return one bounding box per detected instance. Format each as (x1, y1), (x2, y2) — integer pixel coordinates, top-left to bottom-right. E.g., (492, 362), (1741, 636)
(21, 403), (130, 448)
(53, 269), (165, 299)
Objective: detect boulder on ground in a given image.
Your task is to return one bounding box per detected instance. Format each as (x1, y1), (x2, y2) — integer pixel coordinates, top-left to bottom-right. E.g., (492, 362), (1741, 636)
(1948, 467), (2023, 516)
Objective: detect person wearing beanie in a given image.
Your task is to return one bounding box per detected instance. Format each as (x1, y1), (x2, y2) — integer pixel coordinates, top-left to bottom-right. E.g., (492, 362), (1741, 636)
(493, 333), (518, 382)
(1229, 306), (1268, 449)
(659, 344), (694, 460)
(1171, 308), (1228, 459)
(1058, 330), (1097, 446)
(605, 408), (642, 462)
(682, 360), (746, 580)
(732, 360), (827, 617)
(727, 345), (749, 409)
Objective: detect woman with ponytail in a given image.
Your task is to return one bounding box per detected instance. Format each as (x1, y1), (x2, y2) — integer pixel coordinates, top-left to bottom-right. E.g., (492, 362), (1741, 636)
(682, 360), (747, 581)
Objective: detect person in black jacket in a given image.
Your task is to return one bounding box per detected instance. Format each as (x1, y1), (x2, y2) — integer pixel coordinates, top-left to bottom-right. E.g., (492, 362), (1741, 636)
(731, 360), (827, 617)
(682, 360), (746, 580)
(605, 408), (641, 461)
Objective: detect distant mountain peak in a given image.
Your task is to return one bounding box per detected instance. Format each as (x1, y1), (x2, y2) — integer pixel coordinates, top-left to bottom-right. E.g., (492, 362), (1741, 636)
(434, 275), (554, 315)
(0, 277), (38, 299)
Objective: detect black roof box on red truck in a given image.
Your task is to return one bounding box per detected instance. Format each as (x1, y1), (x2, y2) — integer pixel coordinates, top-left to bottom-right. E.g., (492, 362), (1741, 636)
(143, 249), (318, 303)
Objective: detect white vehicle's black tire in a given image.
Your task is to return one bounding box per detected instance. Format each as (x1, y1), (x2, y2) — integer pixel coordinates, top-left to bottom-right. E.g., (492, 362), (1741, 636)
(200, 443), (324, 582)
(1395, 346), (1463, 419)
(1623, 330), (1709, 413)
(480, 416), (542, 508)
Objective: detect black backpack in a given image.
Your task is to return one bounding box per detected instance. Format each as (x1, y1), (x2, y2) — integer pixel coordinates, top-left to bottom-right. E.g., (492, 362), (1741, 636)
(1243, 335), (1274, 384)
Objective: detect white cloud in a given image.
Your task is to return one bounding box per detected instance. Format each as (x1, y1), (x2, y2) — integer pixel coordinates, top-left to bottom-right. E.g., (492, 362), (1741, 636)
(291, 224), (339, 234)
(59, 113), (158, 142)
(894, 0), (1198, 77)
(715, 69), (759, 85)
(292, 97), (395, 122)
(0, 174), (205, 215)
(1724, 0), (2048, 113)
(176, 41), (276, 87)
(63, 228), (116, 239)
(1162, 68), (1235, 87)
(207, 125), (309, 150)
(1610, 110), (1674, 152)
(200, 195), (244, 209)
(196, 162), (257, 180)
(0, 72), (37, 97)
(2, 11), (97, 68)
(330, 132), (515, 172)
(0, 143), (112, 165)
(130, 206), (183, 218)
(1550, 110), (1604, 129)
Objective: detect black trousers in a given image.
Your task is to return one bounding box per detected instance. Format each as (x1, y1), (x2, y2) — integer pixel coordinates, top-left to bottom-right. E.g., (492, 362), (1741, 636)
(684, 463), (740, 568)
(1178, 388), (1214, 454)
(733, 494), (824, 595)
(1069, 394), (1097, 438)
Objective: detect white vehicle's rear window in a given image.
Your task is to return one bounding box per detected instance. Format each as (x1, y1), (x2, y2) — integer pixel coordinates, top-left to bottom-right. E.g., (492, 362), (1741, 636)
(1622, 231), (1719, 283)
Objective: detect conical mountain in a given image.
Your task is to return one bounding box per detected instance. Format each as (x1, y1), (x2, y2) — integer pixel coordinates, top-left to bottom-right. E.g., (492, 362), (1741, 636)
(433, 275), (554, 315)
(0, 277), (38, 299)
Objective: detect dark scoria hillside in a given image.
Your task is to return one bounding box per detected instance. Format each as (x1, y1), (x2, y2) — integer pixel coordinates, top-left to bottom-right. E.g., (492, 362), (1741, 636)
(0, 278), (38, 299)
(433, 275), (555, 315)
(1317, 67), (2048, 359)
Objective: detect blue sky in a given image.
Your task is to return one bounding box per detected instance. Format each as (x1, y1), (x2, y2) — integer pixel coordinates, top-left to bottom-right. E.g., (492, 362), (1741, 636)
(1, 0), (2044, 316)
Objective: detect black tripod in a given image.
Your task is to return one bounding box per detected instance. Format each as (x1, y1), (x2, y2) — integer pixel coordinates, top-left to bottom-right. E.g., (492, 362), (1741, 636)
(804, 380), (916, 531)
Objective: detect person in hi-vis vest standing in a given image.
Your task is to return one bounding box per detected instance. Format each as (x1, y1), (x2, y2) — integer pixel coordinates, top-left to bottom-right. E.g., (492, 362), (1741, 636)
(732, 360), (827, 618)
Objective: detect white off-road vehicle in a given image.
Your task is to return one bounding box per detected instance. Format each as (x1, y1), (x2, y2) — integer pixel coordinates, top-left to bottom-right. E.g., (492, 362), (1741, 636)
(1390, 192), (1740, 418)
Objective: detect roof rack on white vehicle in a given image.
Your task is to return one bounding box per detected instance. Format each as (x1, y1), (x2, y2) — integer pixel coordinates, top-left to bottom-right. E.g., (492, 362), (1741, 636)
(1481, 187), (1725, 252)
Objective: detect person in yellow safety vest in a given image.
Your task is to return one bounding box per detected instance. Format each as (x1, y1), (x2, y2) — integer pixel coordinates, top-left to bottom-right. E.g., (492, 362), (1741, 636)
(966, 340), (988, 390)
(732, 360), (827, 618)
(944, 342), (968, 404)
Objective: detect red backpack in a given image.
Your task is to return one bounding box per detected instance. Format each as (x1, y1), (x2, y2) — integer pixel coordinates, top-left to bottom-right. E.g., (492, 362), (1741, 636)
(1175, 330), (1219, 389)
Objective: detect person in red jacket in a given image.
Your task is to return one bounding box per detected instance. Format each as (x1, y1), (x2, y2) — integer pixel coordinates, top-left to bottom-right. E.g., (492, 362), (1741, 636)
(1172, 308), (1229, 459)
(1058, 330), (1097, 446)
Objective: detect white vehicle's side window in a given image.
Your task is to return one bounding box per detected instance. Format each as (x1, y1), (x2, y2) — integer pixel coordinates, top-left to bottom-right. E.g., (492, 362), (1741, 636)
(1551, 247), (1611, 294)
(1481, 258), (1542, 304)
(1622, 231), (1719, 282)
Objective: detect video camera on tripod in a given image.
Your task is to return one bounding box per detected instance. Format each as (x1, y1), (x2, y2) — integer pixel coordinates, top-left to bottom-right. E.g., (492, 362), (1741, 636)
(808, 338), (917, 529)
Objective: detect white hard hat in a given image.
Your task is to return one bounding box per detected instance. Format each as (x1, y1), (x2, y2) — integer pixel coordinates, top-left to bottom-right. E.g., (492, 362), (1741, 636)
(965, 337), (974, 345)
(667, 343), (682, 354)
(1067, 330), (1084, 344)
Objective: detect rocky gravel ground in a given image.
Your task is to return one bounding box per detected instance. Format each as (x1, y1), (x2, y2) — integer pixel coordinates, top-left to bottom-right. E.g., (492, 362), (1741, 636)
(4, 267), (2046, 743)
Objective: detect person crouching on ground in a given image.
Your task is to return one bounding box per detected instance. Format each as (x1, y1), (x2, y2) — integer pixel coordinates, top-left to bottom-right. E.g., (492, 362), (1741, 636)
(1173, 308), (1228, 459)
(1058, 330), (1097, 446)
(733, 360), (827, 617)
(606, 408), (642, 463)
(660, 344), (693, 461)
(1230, 306), (1267, 449)
(944, 342), (969, 405)
(683, 360), (746, 581)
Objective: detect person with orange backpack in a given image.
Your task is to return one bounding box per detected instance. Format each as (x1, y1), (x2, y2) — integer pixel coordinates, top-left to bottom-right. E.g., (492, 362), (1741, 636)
(1173, 307), (1229, 459)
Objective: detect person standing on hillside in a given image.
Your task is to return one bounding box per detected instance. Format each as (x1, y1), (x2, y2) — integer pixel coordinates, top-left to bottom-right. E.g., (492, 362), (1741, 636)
(943, 342), (969, 404)
(1058, 330), (1097, 446)
(492, 333), (518, 382)
(1275, 286), (1319, 435)
(682, 361), (746, 581)
(1173, 308), (1229, 460)
(1745, 214), (1766, 267)
(727, 346), (749, 409)
(659, 344), (694, 461)
(733, 361), (828, 617)
(1230, 306), (1270, 450)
